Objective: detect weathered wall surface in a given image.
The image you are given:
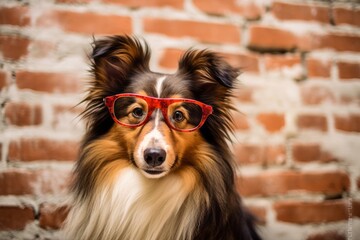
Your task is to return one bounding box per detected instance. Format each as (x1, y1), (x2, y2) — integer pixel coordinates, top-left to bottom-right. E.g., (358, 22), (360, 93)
(0, 0), (359, 239)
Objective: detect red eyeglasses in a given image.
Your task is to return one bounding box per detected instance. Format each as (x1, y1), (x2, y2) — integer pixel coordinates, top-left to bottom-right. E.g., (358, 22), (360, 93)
(104, 93), (213, 132)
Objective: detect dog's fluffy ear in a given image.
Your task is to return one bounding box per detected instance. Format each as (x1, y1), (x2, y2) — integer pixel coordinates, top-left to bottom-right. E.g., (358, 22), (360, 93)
(81, 36), (150, 141)
(90, 35), (150, 93)
(177, 49), (240, 144)
(177, 49), (240, 90)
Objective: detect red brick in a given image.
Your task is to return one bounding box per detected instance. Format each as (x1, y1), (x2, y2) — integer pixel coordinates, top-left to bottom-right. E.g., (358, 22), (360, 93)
(337, 61), (360, 80)
(264, 54), (301, 71)
(300, 85), (335, 105)
(193, 0), (263, 20)
(248, 25), (297, 51)
(220, 53), (259, 73)
(232, 111), (250, 131)
(237, 171), (349, 197)
(274, 200), (349, 224)
(39, 203), (70, 230)
(235, 87), (255, 103)
(246, 205), (267, 224)
(16, 71), (83, 93)
(0, 35), (30, 61)
(37, 10), (132, 35)
(0, 170), (35, 195)
(9, 138), (79, 162)
(159, 49), (258, 72)
(234, 144), (285, 165)
(235, 144), (263, 165)
(335, 114), (360, 132)
(103, 0), (183, 9)
(158, 48), (183, 70)
(296, 34), (316, 52)
(0, 169), (71, 196)
(0, 71), (8, 89)
(0, 6), (30, 26)
(307, 231), (346, 240)
(144, 18), (241, 44)
(317, 33), (360, 52)
(333, 7), (360, 27)
(292, 143), (337, 163)
(0, 206), (34, 230)
(272, 1), (330, 23)
(297, 33), (360, 52)
(297, 114), (327, 132)
(256, 113), (285, 132)
(307, 58), (331, 78)
(5, 102), (42, 126)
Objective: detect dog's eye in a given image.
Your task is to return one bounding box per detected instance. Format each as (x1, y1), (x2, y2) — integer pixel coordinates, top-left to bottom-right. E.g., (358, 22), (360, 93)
(172, 111), (185, 122)
(132, 107), (145, 119)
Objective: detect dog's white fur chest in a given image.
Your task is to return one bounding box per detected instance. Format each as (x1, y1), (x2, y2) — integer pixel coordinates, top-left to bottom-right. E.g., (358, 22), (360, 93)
(64, 166), (204, 240)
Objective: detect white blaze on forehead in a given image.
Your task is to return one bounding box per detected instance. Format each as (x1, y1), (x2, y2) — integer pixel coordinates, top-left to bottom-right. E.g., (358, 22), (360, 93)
(154, 75), (166, 128)
(135, 76), (168, 167)
(156, 76), (166, 97)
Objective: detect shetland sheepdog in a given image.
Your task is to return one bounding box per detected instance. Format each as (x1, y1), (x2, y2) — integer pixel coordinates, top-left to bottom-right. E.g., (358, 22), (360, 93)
(64, 35), (262, 240)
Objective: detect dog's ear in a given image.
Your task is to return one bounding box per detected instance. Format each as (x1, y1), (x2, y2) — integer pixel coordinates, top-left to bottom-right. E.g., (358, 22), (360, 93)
(177, 49), (240, 100)
(90, 35), (150, 94)
(81, 36), (150, 141)
(177, 49), (240, 145)
(177, 49), (240, 96)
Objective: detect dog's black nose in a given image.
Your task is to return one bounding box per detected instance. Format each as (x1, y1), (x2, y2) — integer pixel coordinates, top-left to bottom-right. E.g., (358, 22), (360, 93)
(144, 148), (166, 167)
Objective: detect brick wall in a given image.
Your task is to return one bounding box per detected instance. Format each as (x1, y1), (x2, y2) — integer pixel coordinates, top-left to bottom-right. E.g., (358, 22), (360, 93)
(0, 0), (359, 239)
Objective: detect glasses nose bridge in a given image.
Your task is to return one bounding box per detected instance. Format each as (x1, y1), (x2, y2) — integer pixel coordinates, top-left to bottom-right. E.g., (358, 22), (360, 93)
(148, 98), (168, 121)
(154, 98), (161, 109)
(150, 98), (167, 110)
(147, 98), (166, 118)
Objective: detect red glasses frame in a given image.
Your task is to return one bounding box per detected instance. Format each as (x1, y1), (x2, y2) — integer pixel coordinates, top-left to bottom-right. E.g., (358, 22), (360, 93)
(104, 93), (213, 132)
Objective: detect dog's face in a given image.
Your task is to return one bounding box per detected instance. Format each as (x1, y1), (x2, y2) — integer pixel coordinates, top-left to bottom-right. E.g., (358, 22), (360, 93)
(81, 36), (239, 181)
(105, 73), (207, 178)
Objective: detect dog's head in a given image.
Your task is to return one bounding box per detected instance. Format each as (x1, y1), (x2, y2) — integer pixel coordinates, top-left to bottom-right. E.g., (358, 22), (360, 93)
(80, 35), (239, 181)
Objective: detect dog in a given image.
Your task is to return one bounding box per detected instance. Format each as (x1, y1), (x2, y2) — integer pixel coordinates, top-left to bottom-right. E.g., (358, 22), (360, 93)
(63, 35), (262, 240)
